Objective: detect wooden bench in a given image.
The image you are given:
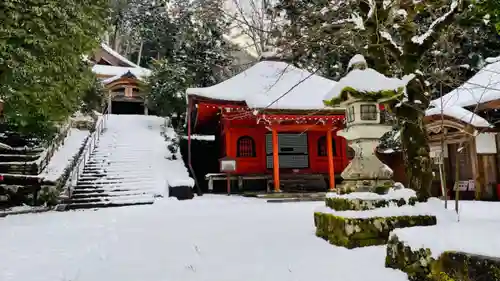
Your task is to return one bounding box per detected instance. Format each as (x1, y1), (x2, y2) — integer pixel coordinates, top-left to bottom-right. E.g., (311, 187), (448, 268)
(205, 174), (271, 192)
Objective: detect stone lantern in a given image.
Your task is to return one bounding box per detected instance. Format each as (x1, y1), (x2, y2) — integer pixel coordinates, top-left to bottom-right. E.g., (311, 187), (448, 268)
(323, 55), (415, 193)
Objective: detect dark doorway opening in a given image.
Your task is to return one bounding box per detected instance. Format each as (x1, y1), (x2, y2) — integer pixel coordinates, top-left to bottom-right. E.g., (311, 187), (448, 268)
(111, 101), (144, 115)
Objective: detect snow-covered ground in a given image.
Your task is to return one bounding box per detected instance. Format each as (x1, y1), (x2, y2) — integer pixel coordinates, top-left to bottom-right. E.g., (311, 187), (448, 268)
(0, 196), (409, 281)
(2, 196), (499, 281)
(391, 200), (500, 259)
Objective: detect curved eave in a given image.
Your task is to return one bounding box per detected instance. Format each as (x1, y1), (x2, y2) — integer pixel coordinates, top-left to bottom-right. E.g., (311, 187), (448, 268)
(105, 78), (142, 89)
(424, 114), (494, 134)
(258, 107), (345, 115)
(188, 94), (246, 106)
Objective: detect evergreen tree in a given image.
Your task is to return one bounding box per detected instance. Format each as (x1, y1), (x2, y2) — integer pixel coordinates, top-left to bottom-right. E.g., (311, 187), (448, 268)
(273, 0), (481, 200)
(147, 0), (233, 128)
(0, 0), (108, 139)
(474, 0), (500, 34)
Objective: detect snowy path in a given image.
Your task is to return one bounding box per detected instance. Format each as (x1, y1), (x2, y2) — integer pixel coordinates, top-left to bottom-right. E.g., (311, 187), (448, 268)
(0, 196), (409, 281)
(69, 114), (191, 208)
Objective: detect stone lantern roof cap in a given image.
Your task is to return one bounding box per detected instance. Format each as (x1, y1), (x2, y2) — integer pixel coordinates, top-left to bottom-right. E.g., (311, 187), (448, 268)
(323, 55), (415, 107)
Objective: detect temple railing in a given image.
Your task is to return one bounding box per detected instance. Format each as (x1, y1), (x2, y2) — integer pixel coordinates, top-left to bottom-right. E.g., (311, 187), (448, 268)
(62, 108), (109, 200)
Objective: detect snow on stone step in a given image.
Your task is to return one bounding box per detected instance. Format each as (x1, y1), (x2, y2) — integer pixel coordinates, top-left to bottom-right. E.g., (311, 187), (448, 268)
(68, 114), (178, 210)
(78, 177), (160, 183)
(71, 193), (154, 202)
(72, 191), (153, 198)
(82, 170), (158, 175)
(74, 188), (159, 194)
(67, 198), (154, 210)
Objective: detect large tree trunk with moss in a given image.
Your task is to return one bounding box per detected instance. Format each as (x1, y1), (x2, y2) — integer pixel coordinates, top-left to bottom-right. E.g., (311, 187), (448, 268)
(398, 104), (433, 201)
(394, 72), (434, 201)
(274, 0), (464, 201)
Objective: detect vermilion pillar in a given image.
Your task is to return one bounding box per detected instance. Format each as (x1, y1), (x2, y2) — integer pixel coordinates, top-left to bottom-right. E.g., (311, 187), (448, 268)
(326, 130), (335, 191)
(272, 128), (281, 192)
(225, 125), (231, 157)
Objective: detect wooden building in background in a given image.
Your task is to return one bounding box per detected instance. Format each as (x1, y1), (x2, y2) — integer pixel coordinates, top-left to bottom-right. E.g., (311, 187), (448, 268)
(425, 57), (500, 200)
(91, 43), (152, 115)
(186, 61), (349, 192)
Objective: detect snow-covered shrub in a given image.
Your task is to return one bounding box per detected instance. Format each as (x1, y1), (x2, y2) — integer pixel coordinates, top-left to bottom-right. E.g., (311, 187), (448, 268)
(314, 212), (436, 249)
(70, 112), (95, 131)
(38, 185), (59, 205)
(166, 137), (179, 160)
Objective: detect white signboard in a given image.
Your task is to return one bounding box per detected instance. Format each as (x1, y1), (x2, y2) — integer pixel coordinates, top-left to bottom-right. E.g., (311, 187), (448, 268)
(220, 159), (236, 172)
(476, 133), (497, 154)
(430, 145), (448, 158)
(453, 181), (469, 191)
(453, 180), (475, 191)
(468, 180), (475, 191)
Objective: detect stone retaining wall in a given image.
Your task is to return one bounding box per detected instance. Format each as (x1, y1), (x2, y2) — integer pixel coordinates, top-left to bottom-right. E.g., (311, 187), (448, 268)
(386, 233), (500, 281)
(314, 212), (436, 248)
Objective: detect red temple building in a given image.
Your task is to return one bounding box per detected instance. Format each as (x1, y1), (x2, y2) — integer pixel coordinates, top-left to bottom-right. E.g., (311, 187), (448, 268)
(186, 61), (349, 192)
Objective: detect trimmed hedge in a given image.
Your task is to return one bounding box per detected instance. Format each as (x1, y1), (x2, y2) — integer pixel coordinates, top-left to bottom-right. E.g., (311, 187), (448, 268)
(314, 212), (436, 249)
(325, 196), (418, 211)
(386, 234), (500, 281)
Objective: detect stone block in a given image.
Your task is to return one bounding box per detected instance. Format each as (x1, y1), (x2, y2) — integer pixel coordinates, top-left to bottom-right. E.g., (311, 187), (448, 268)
(385, 233), (434, 281)
(386, 233), (500, 281)
(325, 196), (417, 211)
(431, 252), (500, 281)
(169, 185), (194, 200)
(314, 212), (437, 249)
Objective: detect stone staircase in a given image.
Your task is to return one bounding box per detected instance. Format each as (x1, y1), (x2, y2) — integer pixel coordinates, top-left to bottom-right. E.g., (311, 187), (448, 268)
(0, 128), (69, 208)
(66, 115), (168, 210)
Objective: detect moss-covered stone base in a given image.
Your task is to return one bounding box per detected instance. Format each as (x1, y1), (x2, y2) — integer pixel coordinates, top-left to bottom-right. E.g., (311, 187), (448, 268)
(314, 212), (436, 249)
(386, 234), (500, 281)
(325, 196), (417, 211)
(386, 234), (434, 280)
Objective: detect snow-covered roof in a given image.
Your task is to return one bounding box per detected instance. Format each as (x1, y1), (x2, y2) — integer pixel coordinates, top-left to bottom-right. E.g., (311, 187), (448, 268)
(92, 65), (152, 80)
(425, 106), (491, 128)
(323, 68), (414, 102)
(187, 61), (337, 110)
(431, 59), (500, 108)
(485, 56), (500, 64)
(100, 43), (140, 68)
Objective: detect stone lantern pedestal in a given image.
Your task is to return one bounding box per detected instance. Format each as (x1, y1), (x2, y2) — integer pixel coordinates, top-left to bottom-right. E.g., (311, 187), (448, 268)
(322, 54), (416, 194)
(314, 55), (437, 251)
(337, 101), (393, 193)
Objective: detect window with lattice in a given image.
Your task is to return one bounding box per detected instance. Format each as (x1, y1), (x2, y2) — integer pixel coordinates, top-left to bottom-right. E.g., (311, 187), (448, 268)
(237, 136), (256, 157)
(360, 104), (377, 120)
(318, 136), (336, 156)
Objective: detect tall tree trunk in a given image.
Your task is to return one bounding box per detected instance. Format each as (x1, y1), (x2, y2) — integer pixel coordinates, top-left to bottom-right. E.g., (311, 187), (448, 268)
(396, 76), (433, 201)
(112, 27), (119, 50)
(137, 40), (144, 66)
(399, 106), (433, 201)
